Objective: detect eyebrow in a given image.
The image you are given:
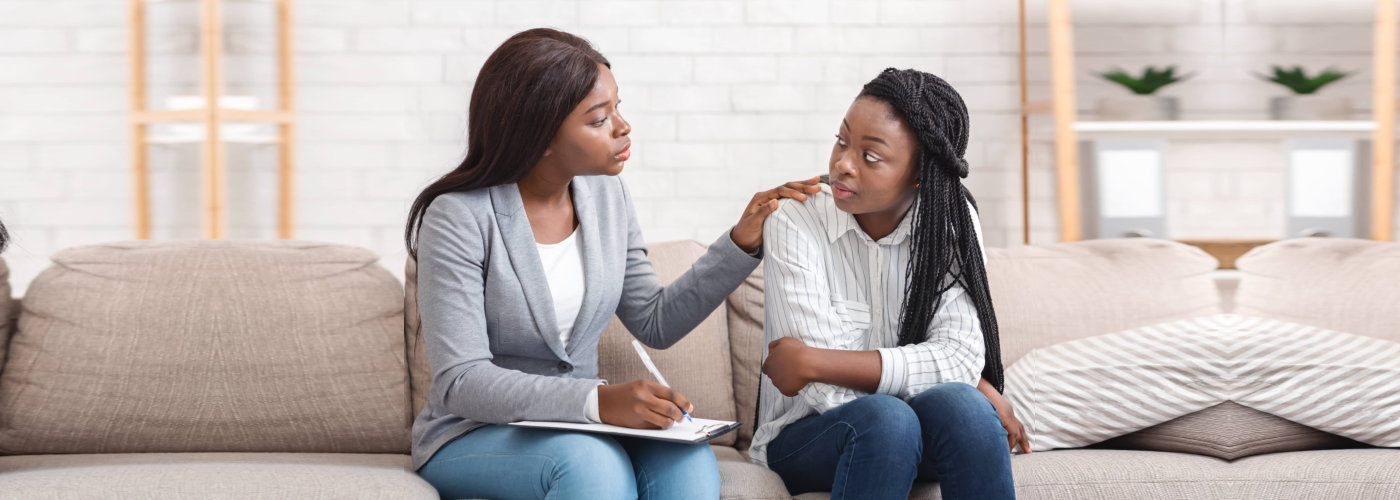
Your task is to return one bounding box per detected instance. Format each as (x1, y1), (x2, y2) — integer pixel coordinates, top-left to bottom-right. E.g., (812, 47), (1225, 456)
(585, 100), (612, 114)
(840, 119), (889, 146)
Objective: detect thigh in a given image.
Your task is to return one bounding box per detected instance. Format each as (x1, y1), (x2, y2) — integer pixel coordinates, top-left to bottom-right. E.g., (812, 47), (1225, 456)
(765, 394), (921, 496)
(907, 382), (1009, 482)
(615, 437), (720, 500)
(418, 425), (636, 500)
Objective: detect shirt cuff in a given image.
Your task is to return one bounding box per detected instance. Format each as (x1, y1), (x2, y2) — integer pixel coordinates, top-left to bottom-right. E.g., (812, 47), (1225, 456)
(585, 385), (602, 423)
(875, 347), (906, 397)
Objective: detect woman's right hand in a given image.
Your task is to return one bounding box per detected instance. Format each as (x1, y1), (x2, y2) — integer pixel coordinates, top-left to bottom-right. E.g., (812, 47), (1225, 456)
(597, 380), (694, 429)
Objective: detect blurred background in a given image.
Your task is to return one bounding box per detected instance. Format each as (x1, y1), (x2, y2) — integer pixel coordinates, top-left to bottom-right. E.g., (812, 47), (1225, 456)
(0, 0), (1395, 294)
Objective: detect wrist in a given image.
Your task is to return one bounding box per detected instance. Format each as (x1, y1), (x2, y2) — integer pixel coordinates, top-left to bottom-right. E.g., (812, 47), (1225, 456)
(729, 228), (758, 254)
(799, 346), (825, 386)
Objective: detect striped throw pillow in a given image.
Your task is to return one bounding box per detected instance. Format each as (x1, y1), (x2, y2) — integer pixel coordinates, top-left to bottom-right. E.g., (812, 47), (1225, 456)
(1004, 314), (1400, 455)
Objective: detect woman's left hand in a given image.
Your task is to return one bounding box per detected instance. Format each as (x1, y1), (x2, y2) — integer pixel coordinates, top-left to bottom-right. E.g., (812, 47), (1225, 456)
(730, 176), (823, 254)
(978, 378), (1032, 454)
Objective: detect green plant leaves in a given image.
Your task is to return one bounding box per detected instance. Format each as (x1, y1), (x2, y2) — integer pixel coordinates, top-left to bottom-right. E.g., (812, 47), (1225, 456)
(1096, 65), (1192, 95)
(1256, 65), (1351, 95)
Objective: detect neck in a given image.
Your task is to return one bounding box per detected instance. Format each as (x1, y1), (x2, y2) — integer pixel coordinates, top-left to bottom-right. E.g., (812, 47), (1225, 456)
(517, 164), (573, 206)
(854, 196), (915, 241)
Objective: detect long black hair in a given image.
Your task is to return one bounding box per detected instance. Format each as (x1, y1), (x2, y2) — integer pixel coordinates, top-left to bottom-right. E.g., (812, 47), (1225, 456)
(859, 68), (1004, 392)
(403, 28), (610, 258)
(0, 218), (7, 253)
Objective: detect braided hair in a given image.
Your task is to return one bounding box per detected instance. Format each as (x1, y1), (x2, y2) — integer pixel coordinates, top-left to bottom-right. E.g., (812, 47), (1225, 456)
(858, 68), (1004, 393)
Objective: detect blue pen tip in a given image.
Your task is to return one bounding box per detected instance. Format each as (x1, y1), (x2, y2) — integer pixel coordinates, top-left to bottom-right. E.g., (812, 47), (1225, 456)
(682, 410), (693, 422)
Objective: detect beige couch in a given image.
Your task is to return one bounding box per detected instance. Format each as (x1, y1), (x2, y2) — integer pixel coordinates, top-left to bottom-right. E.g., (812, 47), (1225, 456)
(1, 237), (1397, 499)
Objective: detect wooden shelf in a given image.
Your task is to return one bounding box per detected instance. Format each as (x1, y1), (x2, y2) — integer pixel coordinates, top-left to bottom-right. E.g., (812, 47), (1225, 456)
(1073, 120), (1377, 139)
(130, 0), (296, 240)
(1018, 0), (1396, 242)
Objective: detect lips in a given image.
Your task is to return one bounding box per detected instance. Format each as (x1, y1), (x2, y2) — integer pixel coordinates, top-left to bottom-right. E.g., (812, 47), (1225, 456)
(614, 142), (631, 161)
(831, 181), (856, 199)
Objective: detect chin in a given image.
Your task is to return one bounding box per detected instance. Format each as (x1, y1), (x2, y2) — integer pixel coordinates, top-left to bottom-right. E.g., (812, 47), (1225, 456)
(603, 162), (625, 176)
(832, 196), (859, 214)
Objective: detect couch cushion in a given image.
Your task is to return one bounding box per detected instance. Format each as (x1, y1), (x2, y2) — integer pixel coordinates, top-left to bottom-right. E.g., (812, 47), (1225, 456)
(987, 238), (1222, 367)
(1094, 401), (1364, 460)
(404, 257), (430, 419)
(725, 266), (765, 451)
(0, 453), (437, 499)
(714, 445), (790, 500)
(1235, 237), (1400, 343)
(0, 241), (410, 455)
(597, 240), (738, 445)
(0, 257), (12, 373)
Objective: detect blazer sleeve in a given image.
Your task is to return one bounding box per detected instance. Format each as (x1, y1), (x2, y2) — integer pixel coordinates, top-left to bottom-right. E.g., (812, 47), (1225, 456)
(613, 178), (761, 349)
(416, 195), (602, 424)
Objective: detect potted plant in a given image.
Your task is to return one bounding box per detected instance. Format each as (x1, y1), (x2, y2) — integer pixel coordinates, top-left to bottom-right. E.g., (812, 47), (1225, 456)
(1257, 66), (1353, 120)
(1094, 66), (1191, 121)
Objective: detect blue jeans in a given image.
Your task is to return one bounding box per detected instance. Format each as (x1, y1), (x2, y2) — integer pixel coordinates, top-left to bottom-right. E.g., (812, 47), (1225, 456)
(766, 382), (1015, 500)
(418, 424), (721, 500)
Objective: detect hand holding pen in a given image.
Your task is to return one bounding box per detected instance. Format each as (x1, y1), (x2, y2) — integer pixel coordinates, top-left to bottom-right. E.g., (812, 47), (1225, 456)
(594, 340), (695, 429)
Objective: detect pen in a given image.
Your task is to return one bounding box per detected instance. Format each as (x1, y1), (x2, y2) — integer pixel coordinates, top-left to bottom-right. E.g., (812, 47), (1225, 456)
(631, 339), (693, 423)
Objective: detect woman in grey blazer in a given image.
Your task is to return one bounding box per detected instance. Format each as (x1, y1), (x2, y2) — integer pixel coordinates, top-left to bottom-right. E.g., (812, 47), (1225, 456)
(404, 28), (819, 500)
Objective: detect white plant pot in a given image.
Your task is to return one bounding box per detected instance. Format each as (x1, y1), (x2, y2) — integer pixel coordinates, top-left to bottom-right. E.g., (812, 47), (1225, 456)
(1270, 95), (1353, 120)
(1094, 96), (1179, 121)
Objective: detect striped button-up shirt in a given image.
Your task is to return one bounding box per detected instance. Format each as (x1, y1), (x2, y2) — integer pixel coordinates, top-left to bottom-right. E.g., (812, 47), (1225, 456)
(748, 185), (987, 466)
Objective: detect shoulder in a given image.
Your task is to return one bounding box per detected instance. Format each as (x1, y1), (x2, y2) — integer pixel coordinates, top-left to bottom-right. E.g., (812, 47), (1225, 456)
(422, 188), (494, 233)
(770, 184), (835, 234)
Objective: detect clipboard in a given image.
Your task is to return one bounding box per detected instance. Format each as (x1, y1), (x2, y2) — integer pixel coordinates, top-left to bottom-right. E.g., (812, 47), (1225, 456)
(509, 417), (741, 444)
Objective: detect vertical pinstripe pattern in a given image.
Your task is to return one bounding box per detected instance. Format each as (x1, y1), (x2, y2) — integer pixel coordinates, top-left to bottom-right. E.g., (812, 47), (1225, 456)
(747, 186), (988, 466)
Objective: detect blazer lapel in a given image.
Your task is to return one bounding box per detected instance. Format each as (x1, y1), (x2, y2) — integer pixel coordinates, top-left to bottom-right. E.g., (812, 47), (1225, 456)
(566, 179), (604, 355)
(489, 183), (569, 362)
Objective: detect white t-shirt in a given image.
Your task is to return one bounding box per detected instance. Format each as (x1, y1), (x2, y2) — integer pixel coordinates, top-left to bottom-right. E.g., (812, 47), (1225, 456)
(536, 228), (585, 348)
(536, 228), (601, 422)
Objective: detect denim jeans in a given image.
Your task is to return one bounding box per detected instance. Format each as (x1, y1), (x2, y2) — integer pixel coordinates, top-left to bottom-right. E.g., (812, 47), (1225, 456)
(418, 424), (721, 500)
(766, 382), (1015, 500)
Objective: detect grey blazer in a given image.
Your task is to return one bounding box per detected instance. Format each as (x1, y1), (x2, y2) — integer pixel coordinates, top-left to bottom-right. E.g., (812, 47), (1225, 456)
(411, 175), (760, 471)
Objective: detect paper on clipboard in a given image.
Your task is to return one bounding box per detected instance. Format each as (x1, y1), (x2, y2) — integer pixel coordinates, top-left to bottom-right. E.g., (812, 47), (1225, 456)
(509, 417), (741, 444)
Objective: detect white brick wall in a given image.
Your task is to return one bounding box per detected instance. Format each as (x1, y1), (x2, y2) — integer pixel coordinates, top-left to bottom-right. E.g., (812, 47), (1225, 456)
(0, 0), (1393, 295)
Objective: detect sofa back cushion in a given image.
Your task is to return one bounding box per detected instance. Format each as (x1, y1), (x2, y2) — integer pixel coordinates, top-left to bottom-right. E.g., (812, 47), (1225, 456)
(726, 267), (764, 451)
(596, 241), (738, 445)
(1235, 237), (1400, 343)
(0, 257), (12, 373)
(0, 241), (411, 454)
(987, 238), (1222, 367)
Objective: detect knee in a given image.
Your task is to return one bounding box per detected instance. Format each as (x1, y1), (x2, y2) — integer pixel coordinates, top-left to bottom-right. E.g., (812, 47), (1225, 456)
(842, 394), (921, 450)
(637, 443), (720, 499)
(546, 433), (637, 499)
(909, 382), (1006, 439)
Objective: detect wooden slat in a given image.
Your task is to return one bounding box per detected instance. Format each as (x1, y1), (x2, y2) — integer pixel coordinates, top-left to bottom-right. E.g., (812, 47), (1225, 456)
(200, 0), (225, 239)
(130, 0), (150, 240)
(1373, 0), (1397, 241)
(132, 109), (204, 123)
(1022, 100), (1054, 115)
(221, 109), (293, 122)
(1048, 0), (1082, 242)
(278, 0), (296, 239)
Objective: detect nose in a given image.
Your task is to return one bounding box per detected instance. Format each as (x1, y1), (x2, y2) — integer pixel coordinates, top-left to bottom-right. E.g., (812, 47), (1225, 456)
(833, 149), (856, 177)
(614, 111), (631, 137)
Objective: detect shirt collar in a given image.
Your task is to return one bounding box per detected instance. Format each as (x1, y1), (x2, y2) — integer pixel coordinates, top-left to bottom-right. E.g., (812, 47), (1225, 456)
(826, 199), (915, 246)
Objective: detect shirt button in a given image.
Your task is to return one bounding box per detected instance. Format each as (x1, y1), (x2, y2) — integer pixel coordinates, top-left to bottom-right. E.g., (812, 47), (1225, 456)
(557, 362), (572, 373)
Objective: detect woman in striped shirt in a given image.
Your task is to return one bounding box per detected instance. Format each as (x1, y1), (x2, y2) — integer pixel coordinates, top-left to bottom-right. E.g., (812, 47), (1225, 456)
(751, 68), (1028, 500)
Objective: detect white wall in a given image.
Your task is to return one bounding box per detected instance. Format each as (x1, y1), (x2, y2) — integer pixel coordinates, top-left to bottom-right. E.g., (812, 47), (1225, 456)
(0, 0), (1392, 295)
